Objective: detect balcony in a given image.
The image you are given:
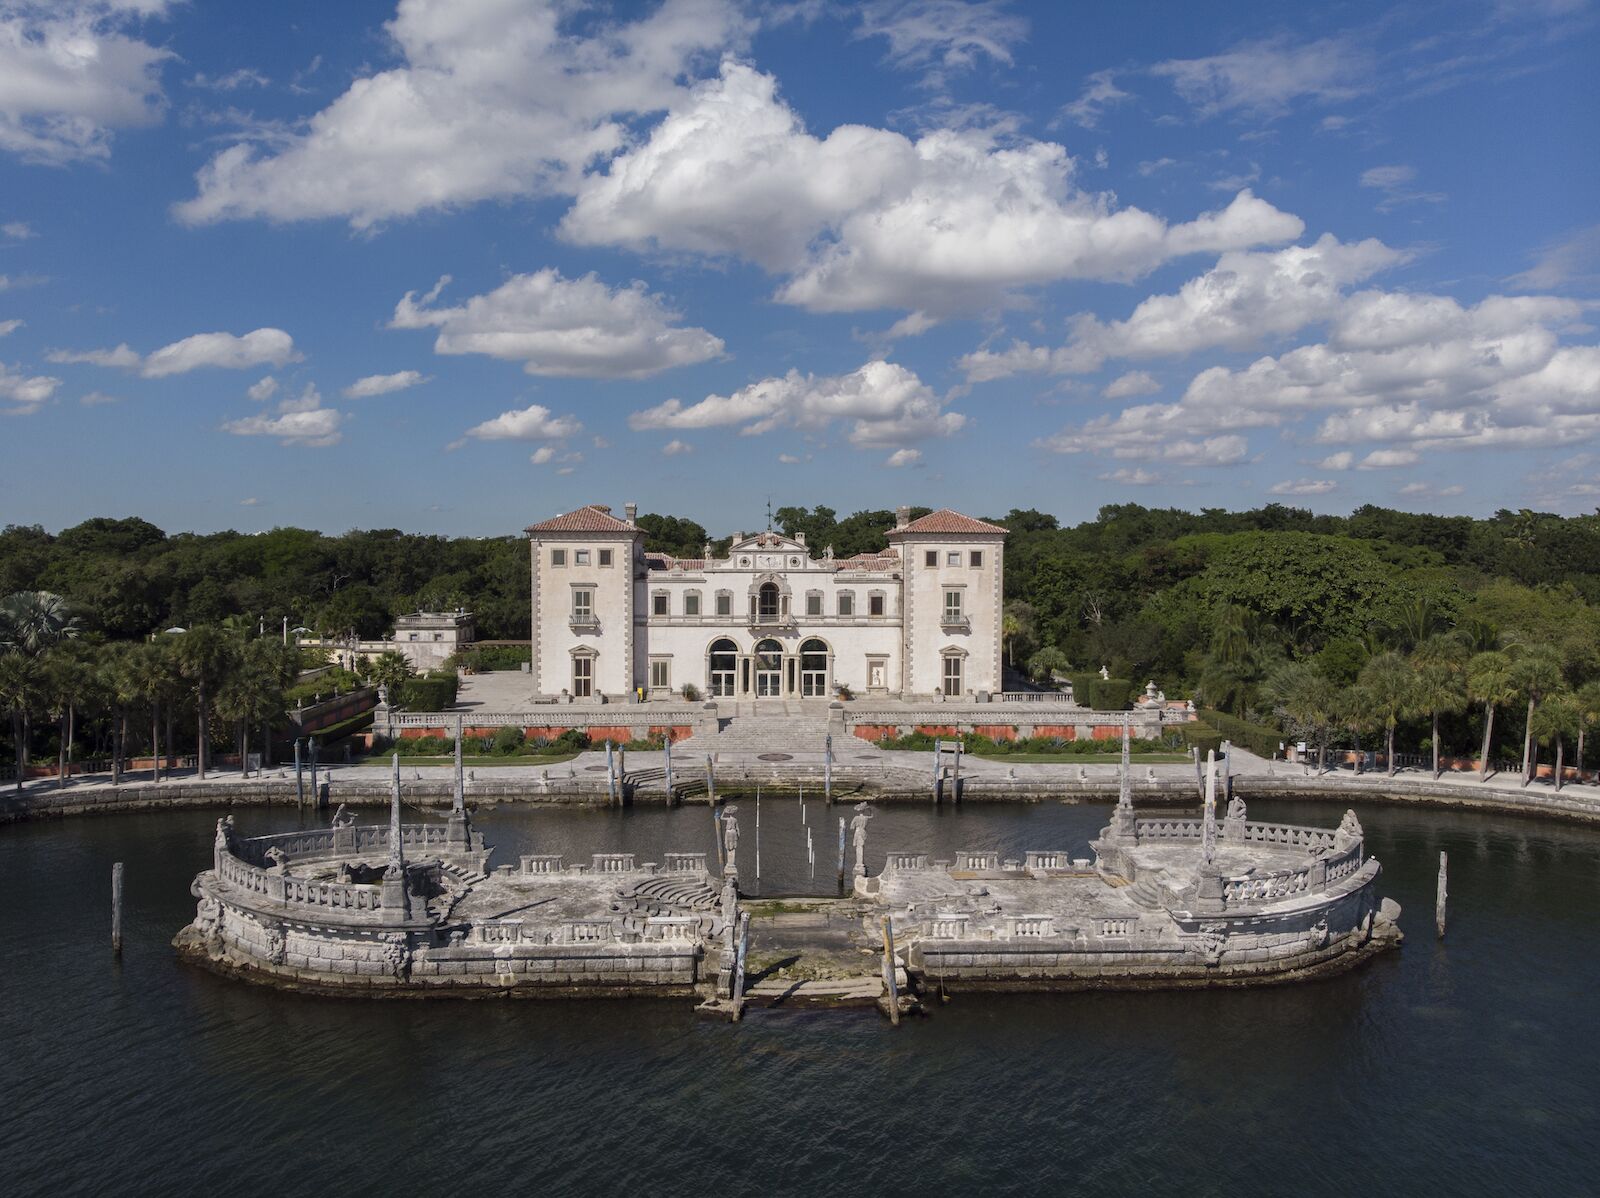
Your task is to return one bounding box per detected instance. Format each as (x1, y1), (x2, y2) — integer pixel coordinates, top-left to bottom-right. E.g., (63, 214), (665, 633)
(747, 610), (796, 630)
(939, 612), (971, 630)
(569, 614), (600, 633)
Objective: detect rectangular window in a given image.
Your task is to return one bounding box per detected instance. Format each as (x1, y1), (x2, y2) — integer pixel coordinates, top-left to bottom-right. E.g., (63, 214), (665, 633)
(572, 588), (593, 619)
(947, 551), (961, 567)
(838, 591), (855, 617)
(551, 549), (567, 566)
(869, 593), (885, 617)
(650, 659), (670, 689)
(806, 593), (822, 616)
(925, 550), (938, 568)
(684, 592), (701, 616)
(652, 593), (669, 616)
(716, 592), (732, 616)
(575, 549), (591, 566)
(573, 656), (593, 698)
(943, 589), (963, 620)
(942, 656), (962, 697)
(599, 549), (613, 567)
(970, 550), (983, 567)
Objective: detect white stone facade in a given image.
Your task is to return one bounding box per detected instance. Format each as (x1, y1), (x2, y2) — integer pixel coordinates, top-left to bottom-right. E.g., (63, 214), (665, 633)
(527, 503), (1007, 703)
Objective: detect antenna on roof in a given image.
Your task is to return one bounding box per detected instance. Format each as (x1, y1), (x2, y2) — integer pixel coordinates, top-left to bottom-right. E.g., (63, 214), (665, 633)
(765, 494), (773, 531)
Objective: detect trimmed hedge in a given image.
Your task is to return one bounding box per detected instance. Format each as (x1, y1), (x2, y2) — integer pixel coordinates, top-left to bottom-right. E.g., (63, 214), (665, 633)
(1196, 708), (1284, 758)
(395, 672), (459, 710)
(1065, 672), (1135, 711)
(875, 730), (1174, 755)
(450, 645), (531, 671)
(379, 727), (590, 758)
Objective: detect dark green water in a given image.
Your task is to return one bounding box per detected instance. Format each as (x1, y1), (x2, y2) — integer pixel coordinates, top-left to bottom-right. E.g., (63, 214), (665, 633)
(3, 797), (1597, 1196)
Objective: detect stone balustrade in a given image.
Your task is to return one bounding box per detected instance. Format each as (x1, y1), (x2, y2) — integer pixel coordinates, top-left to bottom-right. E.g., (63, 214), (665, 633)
(1025, 851), (1072, 872)
(663, 853), (707, 874)
(591, 853), (636, 873)
(216, 847), (385, 913)
(928, 913), (971, 938)
(1227, 822), (1337, 852)
(883, 852), (931, 872)
(477, 919), (523, 943)
(954, 851), (998, 871)
(645, 917), (699, 942)
(1008, 915), (1056, 938)
(1223, 866), (1312, 904)
(567, 920), (614, 943)
(1134, 818), (1204, 841)
(1099, 917), (1134, 937)
(520, 854), (565, 874)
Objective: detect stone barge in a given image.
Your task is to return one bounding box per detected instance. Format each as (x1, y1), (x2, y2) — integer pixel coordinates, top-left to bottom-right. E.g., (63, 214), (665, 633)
(175, 749), (1400, 1003)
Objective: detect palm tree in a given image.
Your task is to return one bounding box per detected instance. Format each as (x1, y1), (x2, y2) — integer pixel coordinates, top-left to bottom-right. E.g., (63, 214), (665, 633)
(217, 640), (292, 777)
(41, 646), (94, 789)
(0, 652), (41, 793)
(172, 627), (237, 780)
(1267, 662), (1340, 776)
(1574, 681), (1600, 787)
(101, 643), (142, 786)
(0, 591), (82, 655)
(1467, 650), (1516, 780)
(1334, 684), (1375, 773)
(1510, 645), (1566, 788)
(1531, 691), (1581, 792)
(127, 642), (177, 784)
(1357, 651), (1418, 777)
(1411, 635), (1468, 780)
(367, 651), (416, 704)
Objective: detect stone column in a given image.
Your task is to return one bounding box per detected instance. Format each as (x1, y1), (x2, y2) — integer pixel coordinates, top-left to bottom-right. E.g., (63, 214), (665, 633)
(382, 753), (410, 922)
(1112, 715), (1137, 839)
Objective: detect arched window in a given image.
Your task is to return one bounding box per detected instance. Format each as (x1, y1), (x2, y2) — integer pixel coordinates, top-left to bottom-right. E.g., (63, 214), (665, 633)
(800, 638), (829, 697)
(708, 638), (738, 697)
(754, 638), (783, 697)
(757, 581), (781, 620)
(571, 648), (597, 699)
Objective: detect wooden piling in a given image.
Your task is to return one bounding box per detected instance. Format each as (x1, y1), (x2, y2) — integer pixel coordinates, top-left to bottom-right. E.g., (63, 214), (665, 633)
(952, 740), (962, 802)
(932, 737), (942, 805)
(111, 861), (123, 956)
(730, 911), (751, 1022)
(705, 754), (715, 807)
(837, 817), (846, 893)
(880, 916), (901, 1026)
(664, 747), (676, 807)
(294, 739), (304, 808)
(1436, 851), (1448, 938)
(605, 741), (618, 807)
(824, 734), (833, 804)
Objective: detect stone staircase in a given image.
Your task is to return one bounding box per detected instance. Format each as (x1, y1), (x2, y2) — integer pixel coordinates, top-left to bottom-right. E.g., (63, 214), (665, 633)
(675, 702), (836, 759)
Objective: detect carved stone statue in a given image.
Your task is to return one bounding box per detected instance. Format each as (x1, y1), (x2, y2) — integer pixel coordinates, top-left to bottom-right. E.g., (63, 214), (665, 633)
(850, 803), (875, 877)
(331, 803), (354, 828)
(264, 846), (288, 874)
(722, 806), (740, 874)
(383, 933), (412, 981)
(1226, 796), (1247, 824)
(214, 815), (233, 849)
(1099, 665), (1110, 680)
(1336, 809), (1363, 846)
(264, 923), (286, 966)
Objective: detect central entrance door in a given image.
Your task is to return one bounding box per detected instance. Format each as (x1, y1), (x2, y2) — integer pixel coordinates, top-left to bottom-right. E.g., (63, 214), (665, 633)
(800, 638), (828, 697)
(754, 639), (783, 697)
(708, 638), (737, 697)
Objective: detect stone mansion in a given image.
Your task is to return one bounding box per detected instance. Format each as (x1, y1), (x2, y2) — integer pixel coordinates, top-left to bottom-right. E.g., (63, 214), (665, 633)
(527, 503), (1007, 703)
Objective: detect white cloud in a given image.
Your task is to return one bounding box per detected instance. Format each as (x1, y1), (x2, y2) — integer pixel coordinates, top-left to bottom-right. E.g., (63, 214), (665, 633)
(1317, 451), (1354, 470)
(885, 447), (922, 467)
(50, 328), (300, 377)
(661, 438), (694, 456)
(0, 2), (172, 163)
(1356, 448), (1419, 469)
(222, 383), (343, 447)
(630, 359), (965, 449)
(79, 390), (118, 405)
(392, 269), (723, 380)
(1097, 467), (1165, 486)
(529, 445), (556, 465)
(1152, 35), (1373, 119)
(2, 221), (33, 239)
(1508, 223), (1600, 291)
(343, 369), (427, 398)
(0, 318), (20, 337)
(0, 360), (60, 414)
(959, 234), (1405, 381)
(463, 403), (582, 442)
(239, 497), (262, 506)
(564, 61), (1303, 314)
(854, 1), (1028, 73)
(1268, 478), (1338, 495)
(1103, 370), (1159, 399)
(1359, 163), (1445, 211)
(1035, 404), (1250, 465)
(188, 68), (269, 92)
(174, 0), (750, 228)
(1061, 69), (1128, 128)
(247, 375), (278, 402)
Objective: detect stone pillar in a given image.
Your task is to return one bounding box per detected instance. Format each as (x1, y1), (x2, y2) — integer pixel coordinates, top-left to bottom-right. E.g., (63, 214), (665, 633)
(1201, 750), (1218, 868)
(1112, 715), (1137, 838)
(448, 714), (470, 850)
(382, 753), (410, 922)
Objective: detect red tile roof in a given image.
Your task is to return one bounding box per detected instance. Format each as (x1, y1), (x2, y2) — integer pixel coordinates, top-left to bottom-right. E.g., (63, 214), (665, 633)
(887, 509), (1008, 536)
(526, 504), (636, 533)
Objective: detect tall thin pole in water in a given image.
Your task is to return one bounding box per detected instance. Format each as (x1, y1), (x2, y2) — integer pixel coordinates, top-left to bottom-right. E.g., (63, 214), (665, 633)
(755, 787), (761, 883)
(932, 737), (942, 805)
(1436, 851), (1448, 938)
(111, 862), (123, 956)
(837, 817), (846, 893)
(880, 916), (900, 1026)
(824, 733), (833, 804)
(664, 744), (675, 807)
(294, 739), (304, 808)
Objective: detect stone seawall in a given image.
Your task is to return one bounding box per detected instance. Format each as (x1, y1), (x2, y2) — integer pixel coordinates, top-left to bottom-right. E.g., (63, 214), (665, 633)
(7, 766), (1600, 826)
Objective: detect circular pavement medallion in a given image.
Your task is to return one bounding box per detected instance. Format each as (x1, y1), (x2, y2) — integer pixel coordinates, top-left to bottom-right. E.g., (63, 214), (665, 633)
(757, 752), (794, 761)
(584, 765), (610, 772)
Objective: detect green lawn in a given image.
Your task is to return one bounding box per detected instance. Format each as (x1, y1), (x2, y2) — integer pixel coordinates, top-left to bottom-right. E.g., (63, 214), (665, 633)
(356, 752), (582, 767)
(966, 751), (1193, 765)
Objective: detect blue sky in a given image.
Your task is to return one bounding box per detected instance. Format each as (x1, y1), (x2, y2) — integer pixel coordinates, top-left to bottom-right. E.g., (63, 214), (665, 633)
(2, 0), (1596, 536)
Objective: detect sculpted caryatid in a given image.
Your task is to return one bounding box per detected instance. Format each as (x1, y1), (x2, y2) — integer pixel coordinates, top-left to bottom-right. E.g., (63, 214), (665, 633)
(331, 803), (354, 829)
(722, 806), (740, 873)
(850, 803), (875, 877)
(1336, 809), (1363, 846)
(1226, 796), (1247, 824)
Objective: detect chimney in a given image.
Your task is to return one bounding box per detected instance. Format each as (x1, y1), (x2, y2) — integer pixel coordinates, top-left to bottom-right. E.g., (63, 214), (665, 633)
(624, 502), (637, 525)
(795, 532), (806, 546)
(895, 505), (910, 529)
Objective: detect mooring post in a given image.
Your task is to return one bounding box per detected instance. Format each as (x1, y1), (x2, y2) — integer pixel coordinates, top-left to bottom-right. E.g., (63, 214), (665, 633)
(880, 915), (901, 1026)
(1192, 745), (1204, 801)
(706, 754), (716, 807)
(824, 733), (833, 804)
(664, 745), (676, 806)
(932, 737), (942, 805)
(953, 739), (962, 802)
(308, 738), (319, 809)
(294, 739), (304, 807)
(712, 800), (725, 873)
(837, 817), (846, 893)
(755, 789), (761, 883)
(730, 910), (751, 1022)
(454, 715), (464, 812)
(111, 861), (123, 956)
(605, 740), (618, 807)
(1436, 851), (1448, 938)
(807, 825), (814, 880)
(1222, 740), (1233, 804)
